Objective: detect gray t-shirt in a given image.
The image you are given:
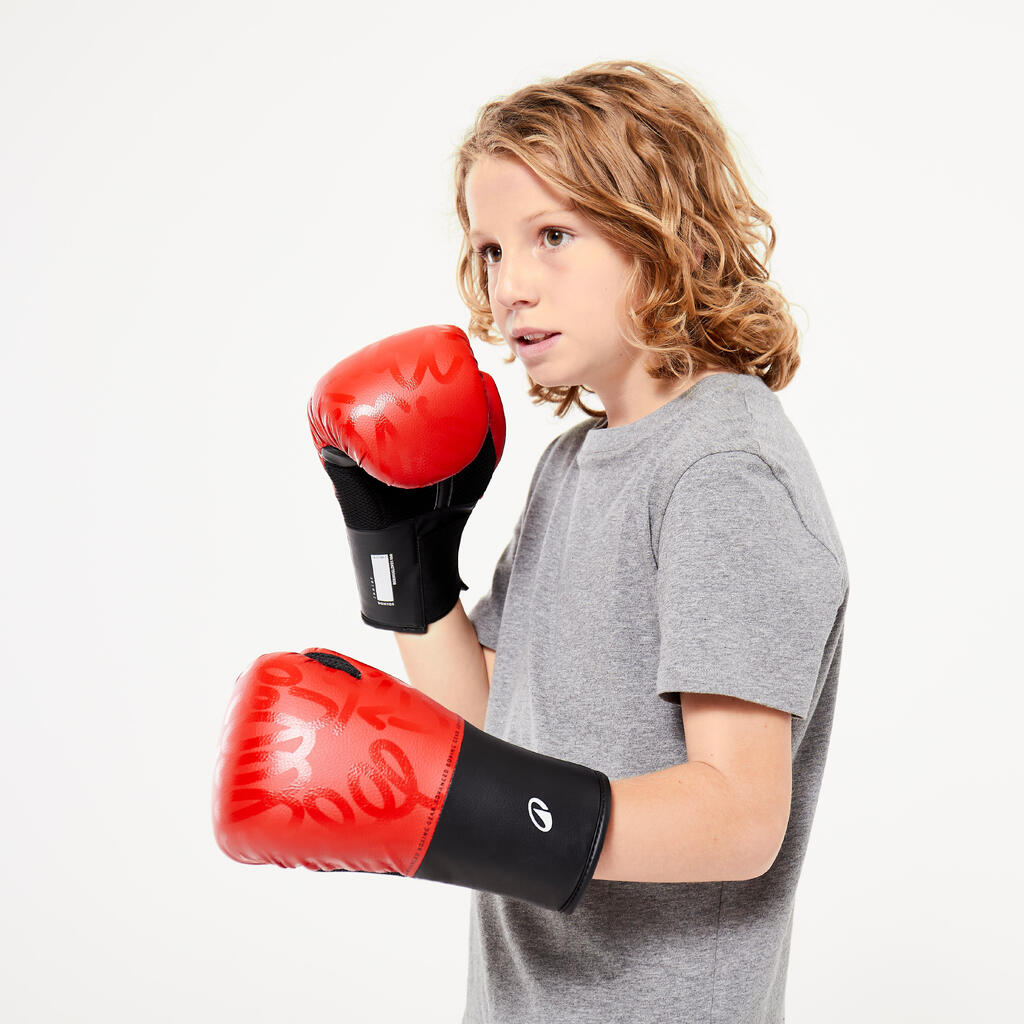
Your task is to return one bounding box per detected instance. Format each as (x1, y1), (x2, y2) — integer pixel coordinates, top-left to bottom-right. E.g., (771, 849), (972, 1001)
(463, 371), (849, 1024)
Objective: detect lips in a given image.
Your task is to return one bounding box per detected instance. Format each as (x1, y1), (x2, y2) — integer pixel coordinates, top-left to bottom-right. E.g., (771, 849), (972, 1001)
(514, 332), (561, 359)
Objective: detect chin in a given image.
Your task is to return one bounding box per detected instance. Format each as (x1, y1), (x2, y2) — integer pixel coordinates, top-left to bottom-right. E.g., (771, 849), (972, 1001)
(528, 371), (577, 390)
(522, 361), (575, 387)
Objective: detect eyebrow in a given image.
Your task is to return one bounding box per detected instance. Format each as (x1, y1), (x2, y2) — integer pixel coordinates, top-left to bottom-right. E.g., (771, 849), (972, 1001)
(468, 207), (575, 242)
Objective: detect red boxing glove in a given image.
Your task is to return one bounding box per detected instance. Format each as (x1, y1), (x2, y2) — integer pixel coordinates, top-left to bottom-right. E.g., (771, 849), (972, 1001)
(212, 648), (610, 913)
(308, 325), (506, 633)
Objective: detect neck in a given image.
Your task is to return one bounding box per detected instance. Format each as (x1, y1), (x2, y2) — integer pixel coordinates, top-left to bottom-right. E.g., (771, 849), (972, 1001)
(599, 369), (722, 429)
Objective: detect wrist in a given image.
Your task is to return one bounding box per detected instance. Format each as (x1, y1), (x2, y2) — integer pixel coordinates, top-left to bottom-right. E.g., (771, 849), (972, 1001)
(413, 720), (611, 912)
(346, 507), (472, 633)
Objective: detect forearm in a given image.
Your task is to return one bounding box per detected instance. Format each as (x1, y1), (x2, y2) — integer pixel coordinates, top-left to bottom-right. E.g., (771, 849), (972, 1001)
(394, 599), (490, 731)
(592, 761), (782, 883)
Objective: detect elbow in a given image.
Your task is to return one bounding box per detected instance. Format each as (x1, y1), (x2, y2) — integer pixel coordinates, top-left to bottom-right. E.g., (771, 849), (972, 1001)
(740, 815), (790, 880)
(735, 774), (792, 880)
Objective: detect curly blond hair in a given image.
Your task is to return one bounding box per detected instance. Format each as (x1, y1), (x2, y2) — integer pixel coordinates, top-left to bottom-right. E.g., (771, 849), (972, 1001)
(451, 59), (801, 418)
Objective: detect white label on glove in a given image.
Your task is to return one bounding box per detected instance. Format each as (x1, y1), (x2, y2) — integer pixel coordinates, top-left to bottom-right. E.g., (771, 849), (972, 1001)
(371, 553), (395, 603)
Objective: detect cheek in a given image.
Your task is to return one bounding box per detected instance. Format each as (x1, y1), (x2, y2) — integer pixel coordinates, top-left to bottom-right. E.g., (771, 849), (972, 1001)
(587, 270), (627, 322)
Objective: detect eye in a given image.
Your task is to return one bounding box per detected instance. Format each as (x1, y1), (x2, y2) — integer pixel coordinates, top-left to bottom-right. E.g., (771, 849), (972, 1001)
(474, 227), (572, 267)
(475, 243), (500, 266)
(542, 227), (569, 249)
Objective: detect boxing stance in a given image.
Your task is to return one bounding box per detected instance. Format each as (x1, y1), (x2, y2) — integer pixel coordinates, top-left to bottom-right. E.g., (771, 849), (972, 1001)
(213, 325), (611, 912)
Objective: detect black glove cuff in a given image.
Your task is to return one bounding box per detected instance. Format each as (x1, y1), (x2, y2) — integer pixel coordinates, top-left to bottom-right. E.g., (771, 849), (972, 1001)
(413, 721), (612, 913)
(344, 507), (472, 634)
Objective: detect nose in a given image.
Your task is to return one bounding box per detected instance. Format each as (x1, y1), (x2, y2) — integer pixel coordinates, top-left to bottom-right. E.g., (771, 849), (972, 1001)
(492, 247), (540, 312)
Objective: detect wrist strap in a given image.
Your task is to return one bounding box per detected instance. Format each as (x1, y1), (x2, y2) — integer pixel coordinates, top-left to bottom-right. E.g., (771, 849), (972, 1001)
(413, 721), (612, 913)
(344, 507), (473, 633)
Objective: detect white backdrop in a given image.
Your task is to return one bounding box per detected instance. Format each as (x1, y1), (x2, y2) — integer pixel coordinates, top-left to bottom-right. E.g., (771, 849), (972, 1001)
(2, 2), (1020, 1021)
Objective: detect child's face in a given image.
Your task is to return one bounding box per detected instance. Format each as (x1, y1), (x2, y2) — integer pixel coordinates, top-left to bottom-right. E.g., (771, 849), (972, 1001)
(465, 155), (640, 394)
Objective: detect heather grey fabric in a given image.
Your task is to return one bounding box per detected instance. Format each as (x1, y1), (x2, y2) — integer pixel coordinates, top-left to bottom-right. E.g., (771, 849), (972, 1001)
(463, 371), (849, 1024)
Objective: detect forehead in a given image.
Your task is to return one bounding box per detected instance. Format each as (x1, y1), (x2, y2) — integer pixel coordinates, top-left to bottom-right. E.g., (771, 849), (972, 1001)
(465, 156), (574, 232)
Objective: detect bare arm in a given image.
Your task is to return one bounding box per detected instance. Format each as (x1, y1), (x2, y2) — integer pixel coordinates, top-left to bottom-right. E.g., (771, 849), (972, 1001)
(592, 693), (792, 882)
(394, 599), (492, 731)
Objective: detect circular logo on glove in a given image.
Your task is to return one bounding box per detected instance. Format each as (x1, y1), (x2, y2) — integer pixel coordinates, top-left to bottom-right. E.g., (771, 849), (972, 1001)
(528, 797), (553, 833)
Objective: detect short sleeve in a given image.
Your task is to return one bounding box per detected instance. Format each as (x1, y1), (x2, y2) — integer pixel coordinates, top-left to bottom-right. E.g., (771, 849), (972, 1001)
(654, 451), (843, 718)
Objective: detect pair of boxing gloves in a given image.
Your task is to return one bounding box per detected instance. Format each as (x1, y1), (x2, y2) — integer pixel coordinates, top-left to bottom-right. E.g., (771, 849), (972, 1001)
(212, 325), (611, 913)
